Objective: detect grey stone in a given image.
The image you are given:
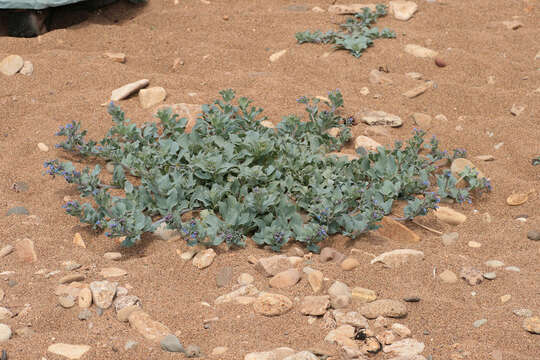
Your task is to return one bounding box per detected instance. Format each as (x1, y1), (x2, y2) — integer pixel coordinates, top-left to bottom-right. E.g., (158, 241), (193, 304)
(216, 266), (233, 288)
(12, 181), (29, 192)
(124, 340), (138, 351)
(6, 206), (29, 216)
(473, 319), (487, 328)
(160, 334), (184, 353)
(527, 230), (540, 241)
(483, 272), (496, 280)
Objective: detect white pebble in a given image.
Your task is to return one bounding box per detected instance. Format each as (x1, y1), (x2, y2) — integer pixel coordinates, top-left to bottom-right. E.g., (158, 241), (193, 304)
(37, 143), (49, 152)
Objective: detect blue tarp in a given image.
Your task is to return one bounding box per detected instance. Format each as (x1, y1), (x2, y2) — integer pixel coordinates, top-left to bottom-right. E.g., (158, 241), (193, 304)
(0, 0), (84, 9)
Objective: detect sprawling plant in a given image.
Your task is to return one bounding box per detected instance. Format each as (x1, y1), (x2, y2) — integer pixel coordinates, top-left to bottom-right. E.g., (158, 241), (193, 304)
(295, 4), (396, 58)
(44, 90), (490, 251)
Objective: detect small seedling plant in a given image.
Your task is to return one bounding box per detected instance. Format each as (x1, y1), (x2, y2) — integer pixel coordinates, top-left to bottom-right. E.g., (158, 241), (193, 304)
(295, 4), (396, 58)
(45, 90), (490, 252)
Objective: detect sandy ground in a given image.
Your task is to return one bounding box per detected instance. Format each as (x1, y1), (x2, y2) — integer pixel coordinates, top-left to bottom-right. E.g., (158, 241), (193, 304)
(0, 0), (539, 359)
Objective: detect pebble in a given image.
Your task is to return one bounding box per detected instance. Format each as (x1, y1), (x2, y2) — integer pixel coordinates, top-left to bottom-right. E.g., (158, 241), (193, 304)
(0, 324), (11, 342)
(0, 55), (24, 76)
(371, 249), (424, 267)
(269, 49), (287, 62)
(37, 142), (49, 152)
(185, 344), (201, 358)
(473, 319), (487, 328)
(104, 52), (126, 63)
(212, 346), (228, 355)
(269, 269), (301, 289)
(332, 310), (368, 328)
(328, 281), (352, 309)
(434, 57), (447, 67)
(78, 309), (92, 320)
(383, 338), (424, 357)
(351, 287), (377, 303)
(392, 323), (412, 337)
(403, 296), (420, 302)
(354, 136), (382, 152)
(114, 295), (141, 312)
(442, 232), (459, 246)
(307, 270), (323, 293)
(476, 155), (495, 161)
(111, 79), (149, 101)
(78, 287), (92, 308)
(402, 81), (433, 98)
(389, 1), (418, 21)
(47, 343), (91, 359)
(513, 309), (532, 318)
(117, 305), (140, 322)
(62, 261), (82, 271)
(505, 266), (520, 272)
(360, 87), (370, 95)
(485, 260), (504, 268)
(500, 294), (512, 303)
(59, 295), (76, 308)
(193, 249), (216, 269)
(369, 69), (393, 85)
(6, 206), (29, 216)
(406, 72), (423, 80)
(125, 340), (138, 350)
(104, 252), (122, 260)
(404, 44), (438, 58)
(523, 317), (540, 334)
(411, 112), (432, 130)
(311, 6), (324, 12)
(59, 274), (85, 284)
(160, 334), (184, 353)
(435, 207), (467, 225)
(468, 241), (482, 248)
(451, 158), (485, 180)
(527, 230), (540, 241)
(128, 310), (171, 342)
(0, 245), (13, 258)
(439, 269), (458, 283)
(502, 20), (523, 30)
(139, 86), (167, 109)
(0, 308), (12, 320)
(483, 272), (496, 280)
(100, 267), (128, 278)
(73, 233), (86, 248)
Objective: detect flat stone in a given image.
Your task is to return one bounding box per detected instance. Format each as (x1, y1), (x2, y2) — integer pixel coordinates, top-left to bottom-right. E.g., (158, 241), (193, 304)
(332, 310), (368, 328)
(523, 317), (540, 334)
(328, 4), (377, 14)
(47, 343), (91, 359)
(15, 238), (37, 263)
(253, 292), (293, 316)
(160, 334), (184, 353)
(139, 86), (167, 109)
(369, 69), (393, 85)
(269, 49), (287, 62)
(300, 296), (330, 316)
(104, 252), (122, 260)
(256, 255), (294, 277)
(435, 207), (466, 225)
(526, 230), (540, 241)
(0, 55), (24, 76)
(307, 270), (323, 293)
(360, 299), (408, 319)
(325, 324), (356, 347)
(389, 1), (418, 21)
(328, 281), (352, 309)
(502, 20), (523, 30)
(62, 261), (82, 271)
(392, 323), (412, 337)
(500, 294), (512, 303)
(104, 52), (126, 63)
(505, 266), (520, 272)
(483, 272), (496, 280)
(476, 155), (495, 161)
(37, 142), (48, 151)
(261, 120), (276, 129)
(411, 113), (432, 130)
(58, 295), (75, 308)
(403, 81), (433, 98)
(371, 249), (424, 267)
(513, 309), (532, 318)
(215, 284), (259, 305)
(78, 287), (92, 308)
(442, 232), (459, 246)
(406, 72), (423, 80)
(89, 281), (117, 309)
(404, 44), (438, 58)
(100, 267), (128, 278)
(193, 248), (216, 269)
(269, 269), (301, 289)
(111, 79), (149, 101)
(355, 136), (382, 152)
(6, 206), (29, 216)
(485, 260), (504, 268)
(374, 216), (420, 242)
(383, 338), (424, 357)
(460, 267), (483, 285)
(73, 232), (86, 248)
(468, 241), (482, 248)
(20, 61), (33, 76)
(128, 310), (171, 342)
(358, 110), (403, 127)
(439, 269), (458, 283)
(451, 158), (485, 179)
(216, 266), (234, 287)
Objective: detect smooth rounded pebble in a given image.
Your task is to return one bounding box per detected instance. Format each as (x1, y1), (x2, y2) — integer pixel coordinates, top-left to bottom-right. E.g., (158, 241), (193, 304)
(483, 272), (496, 280)
(160, 334), (184, 353)
(473, 319), (487, 328)
(527, 230), (540, 241)
(0, 323), (11, 342)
